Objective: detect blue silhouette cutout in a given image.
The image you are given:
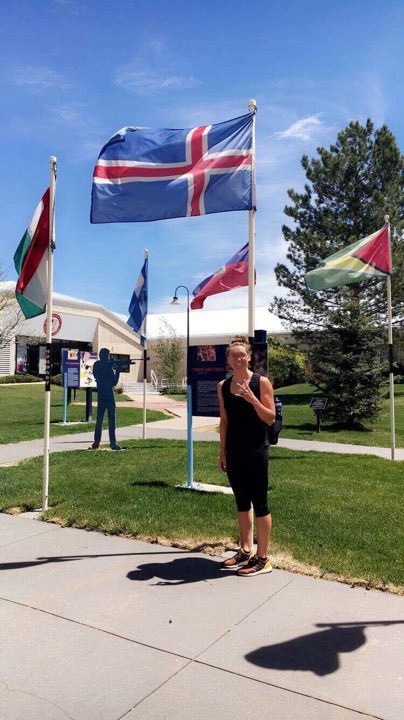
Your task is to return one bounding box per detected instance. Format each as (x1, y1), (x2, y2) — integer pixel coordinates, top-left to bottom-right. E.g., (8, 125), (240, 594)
(91, 348), (123, 450)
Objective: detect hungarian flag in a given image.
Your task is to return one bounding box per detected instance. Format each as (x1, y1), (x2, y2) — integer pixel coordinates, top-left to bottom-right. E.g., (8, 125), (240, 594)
(191, 242), (253, 309)
(13, 189), (50, 318)
(305, 225), (391, 292)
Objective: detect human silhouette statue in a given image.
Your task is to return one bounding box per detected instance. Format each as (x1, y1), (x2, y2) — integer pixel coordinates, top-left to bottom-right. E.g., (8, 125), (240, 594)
(90, 348), (122, 451)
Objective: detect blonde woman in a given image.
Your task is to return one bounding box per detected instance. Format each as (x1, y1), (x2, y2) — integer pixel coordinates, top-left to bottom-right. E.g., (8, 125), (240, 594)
(218, 337), (275, 576)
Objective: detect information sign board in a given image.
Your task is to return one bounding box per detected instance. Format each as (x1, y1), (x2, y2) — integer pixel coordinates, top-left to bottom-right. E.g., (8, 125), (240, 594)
(189, 344), (228, 417)
(61, 349), (80, 388)
(79, 351), (97, 388)
(310, 397), (328, 411)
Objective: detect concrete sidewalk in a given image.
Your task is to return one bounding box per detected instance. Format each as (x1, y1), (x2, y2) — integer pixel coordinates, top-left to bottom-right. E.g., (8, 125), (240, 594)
(0, 512), (403, 720)
(0, 405), (403, 465)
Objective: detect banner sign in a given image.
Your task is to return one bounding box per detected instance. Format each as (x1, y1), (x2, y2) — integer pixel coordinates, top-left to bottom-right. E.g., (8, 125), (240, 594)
(252, 329), (268, 376)
(15, 343), (28, 374)
(189, 344), (228, 417)
(38, 345), (46, 375)
(45, 344), (51, 391)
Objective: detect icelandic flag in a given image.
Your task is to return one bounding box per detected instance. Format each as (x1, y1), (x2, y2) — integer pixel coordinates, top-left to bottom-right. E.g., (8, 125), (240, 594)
(91, 113), (254, 223)
(191, 243), (254, 310)
(127, 256), (148, 343)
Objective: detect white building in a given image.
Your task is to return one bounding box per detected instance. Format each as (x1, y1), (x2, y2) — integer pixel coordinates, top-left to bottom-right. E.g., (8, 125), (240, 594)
(0, 283), (144, 381)
(0, 282), (290, 383)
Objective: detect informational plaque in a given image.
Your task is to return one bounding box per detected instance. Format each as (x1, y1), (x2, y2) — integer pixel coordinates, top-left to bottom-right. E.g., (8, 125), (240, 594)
(61, 349), (80, 388)
(189, 344), (228, 417)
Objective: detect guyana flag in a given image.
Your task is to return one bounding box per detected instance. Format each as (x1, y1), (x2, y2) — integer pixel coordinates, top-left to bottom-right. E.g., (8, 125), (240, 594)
(13, 189), (50, 319)
(305, 225), (391, 292)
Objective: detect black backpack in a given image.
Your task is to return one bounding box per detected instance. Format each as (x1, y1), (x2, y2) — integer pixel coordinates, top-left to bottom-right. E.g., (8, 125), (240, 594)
(267, 396), (283, 445)
(250, 374), (283, 445)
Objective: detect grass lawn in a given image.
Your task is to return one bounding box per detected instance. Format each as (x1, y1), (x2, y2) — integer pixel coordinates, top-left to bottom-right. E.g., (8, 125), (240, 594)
(0, 384), (167, 444)
(1, 440), (403, 591)
(276, 383), (404, 448)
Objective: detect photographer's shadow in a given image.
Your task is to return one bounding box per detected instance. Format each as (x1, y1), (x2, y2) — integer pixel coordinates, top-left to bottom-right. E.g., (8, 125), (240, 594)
(127, 556), (229, 585)
(246, 621), (404, 676)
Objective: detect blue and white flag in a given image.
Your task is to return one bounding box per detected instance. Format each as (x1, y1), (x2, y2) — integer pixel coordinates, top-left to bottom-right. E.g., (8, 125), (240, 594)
(91, 113), (253, 223)
(127, 256), (148, 344)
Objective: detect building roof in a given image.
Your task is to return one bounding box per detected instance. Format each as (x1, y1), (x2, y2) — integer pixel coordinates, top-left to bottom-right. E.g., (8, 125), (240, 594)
(145, 307), (288, 339)
(1, 283), (288, 340)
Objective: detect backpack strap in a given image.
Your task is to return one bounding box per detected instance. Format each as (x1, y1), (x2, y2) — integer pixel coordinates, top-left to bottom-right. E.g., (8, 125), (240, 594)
(249, 372), (261, 401)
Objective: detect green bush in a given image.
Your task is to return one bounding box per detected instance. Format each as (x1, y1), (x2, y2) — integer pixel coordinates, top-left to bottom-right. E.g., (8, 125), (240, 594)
(159, 386), (187, 395)
(0, 374), (41, 384)
(268, 338), (306, 389)
(51, 374), (62, 386)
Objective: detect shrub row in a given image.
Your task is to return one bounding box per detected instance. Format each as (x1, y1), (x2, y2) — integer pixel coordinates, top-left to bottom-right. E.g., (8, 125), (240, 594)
(0, 374), (42, 384)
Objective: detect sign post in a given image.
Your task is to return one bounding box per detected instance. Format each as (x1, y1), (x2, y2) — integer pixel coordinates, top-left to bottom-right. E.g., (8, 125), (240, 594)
(310, 397), (328, 433)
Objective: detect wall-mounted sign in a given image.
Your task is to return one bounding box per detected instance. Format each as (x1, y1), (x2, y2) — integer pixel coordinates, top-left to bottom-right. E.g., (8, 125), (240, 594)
(43, 313), (63, 337)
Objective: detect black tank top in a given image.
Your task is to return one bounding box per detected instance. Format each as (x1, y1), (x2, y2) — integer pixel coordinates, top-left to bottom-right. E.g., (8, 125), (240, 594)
(222, 372), (268, 452)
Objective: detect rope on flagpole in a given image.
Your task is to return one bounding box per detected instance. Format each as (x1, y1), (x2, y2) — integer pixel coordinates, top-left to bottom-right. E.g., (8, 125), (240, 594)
(384, 215), (396, 461)
(248, 99), (257, 343)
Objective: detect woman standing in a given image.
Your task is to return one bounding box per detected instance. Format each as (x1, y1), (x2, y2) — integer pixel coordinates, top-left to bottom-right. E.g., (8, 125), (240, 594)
(218, 336), (275, 576)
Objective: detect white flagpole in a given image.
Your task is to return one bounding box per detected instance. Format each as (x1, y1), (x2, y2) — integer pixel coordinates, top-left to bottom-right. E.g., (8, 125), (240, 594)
(385, 216), (396, 461)
(248, 99), (257, 342)
(42, 156), (57, 510)
(142, 248), (148, 439)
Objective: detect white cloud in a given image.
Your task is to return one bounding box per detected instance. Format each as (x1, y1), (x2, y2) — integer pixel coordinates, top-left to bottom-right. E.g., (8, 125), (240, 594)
(114, 38), (201, 97)
(115, 67), (200, 95)
(274, 113), (323, 142)
(9, 65), (68, 93)
(52, 102), (88, 128)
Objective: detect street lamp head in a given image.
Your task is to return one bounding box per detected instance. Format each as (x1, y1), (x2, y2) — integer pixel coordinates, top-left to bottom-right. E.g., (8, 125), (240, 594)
(171, 296), (180, 306)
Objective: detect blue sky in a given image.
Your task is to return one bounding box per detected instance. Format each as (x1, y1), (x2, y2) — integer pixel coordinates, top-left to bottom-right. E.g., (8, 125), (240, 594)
(1, 0), (402, 317)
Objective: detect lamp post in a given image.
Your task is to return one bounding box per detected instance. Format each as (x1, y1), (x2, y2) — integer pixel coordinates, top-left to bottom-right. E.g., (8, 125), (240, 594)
(171, 286), (194, 488)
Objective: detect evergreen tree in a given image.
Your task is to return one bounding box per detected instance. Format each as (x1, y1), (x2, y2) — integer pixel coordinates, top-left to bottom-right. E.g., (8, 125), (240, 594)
(271, 120), (403, 427)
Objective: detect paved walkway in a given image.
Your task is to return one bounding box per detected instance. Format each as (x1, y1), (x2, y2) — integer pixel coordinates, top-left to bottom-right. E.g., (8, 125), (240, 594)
(0, 399), (402, 464)
(0, 512), (403, 720)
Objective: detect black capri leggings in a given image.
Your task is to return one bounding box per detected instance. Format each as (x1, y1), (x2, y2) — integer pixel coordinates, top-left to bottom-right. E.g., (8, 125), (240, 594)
(226, 446), (270, 517)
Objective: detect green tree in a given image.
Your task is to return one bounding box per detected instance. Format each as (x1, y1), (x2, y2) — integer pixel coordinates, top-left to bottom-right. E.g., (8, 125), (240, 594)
(271, 120), (403, 427)
(305, 309), (385, 427)
(155, 319), (184, 386)
(0, 266), (23, 350)
(267, 337), (306, 389)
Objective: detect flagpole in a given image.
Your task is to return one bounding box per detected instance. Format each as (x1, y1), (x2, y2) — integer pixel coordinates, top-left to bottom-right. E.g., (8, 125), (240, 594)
(142, 249), (148, 439)
(248, 99), (257, 342)
(42, 156), (57, 511)
(385, 216), (396, 461)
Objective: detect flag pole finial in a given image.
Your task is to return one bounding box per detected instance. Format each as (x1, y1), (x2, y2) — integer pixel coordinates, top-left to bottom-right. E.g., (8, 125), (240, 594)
(384, 214), (390, 223)
(248, 99), (257, 113)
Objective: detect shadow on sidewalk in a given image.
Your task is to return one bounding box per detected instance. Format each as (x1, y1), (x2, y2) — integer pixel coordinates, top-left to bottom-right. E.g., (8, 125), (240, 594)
(0, 550), (183, 571)
(245, 620), (404, 676)
(127, 556), (230, 585)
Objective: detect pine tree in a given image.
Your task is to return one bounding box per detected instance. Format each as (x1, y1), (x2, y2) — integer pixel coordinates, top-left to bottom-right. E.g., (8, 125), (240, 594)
(271, 120), (403, 427)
